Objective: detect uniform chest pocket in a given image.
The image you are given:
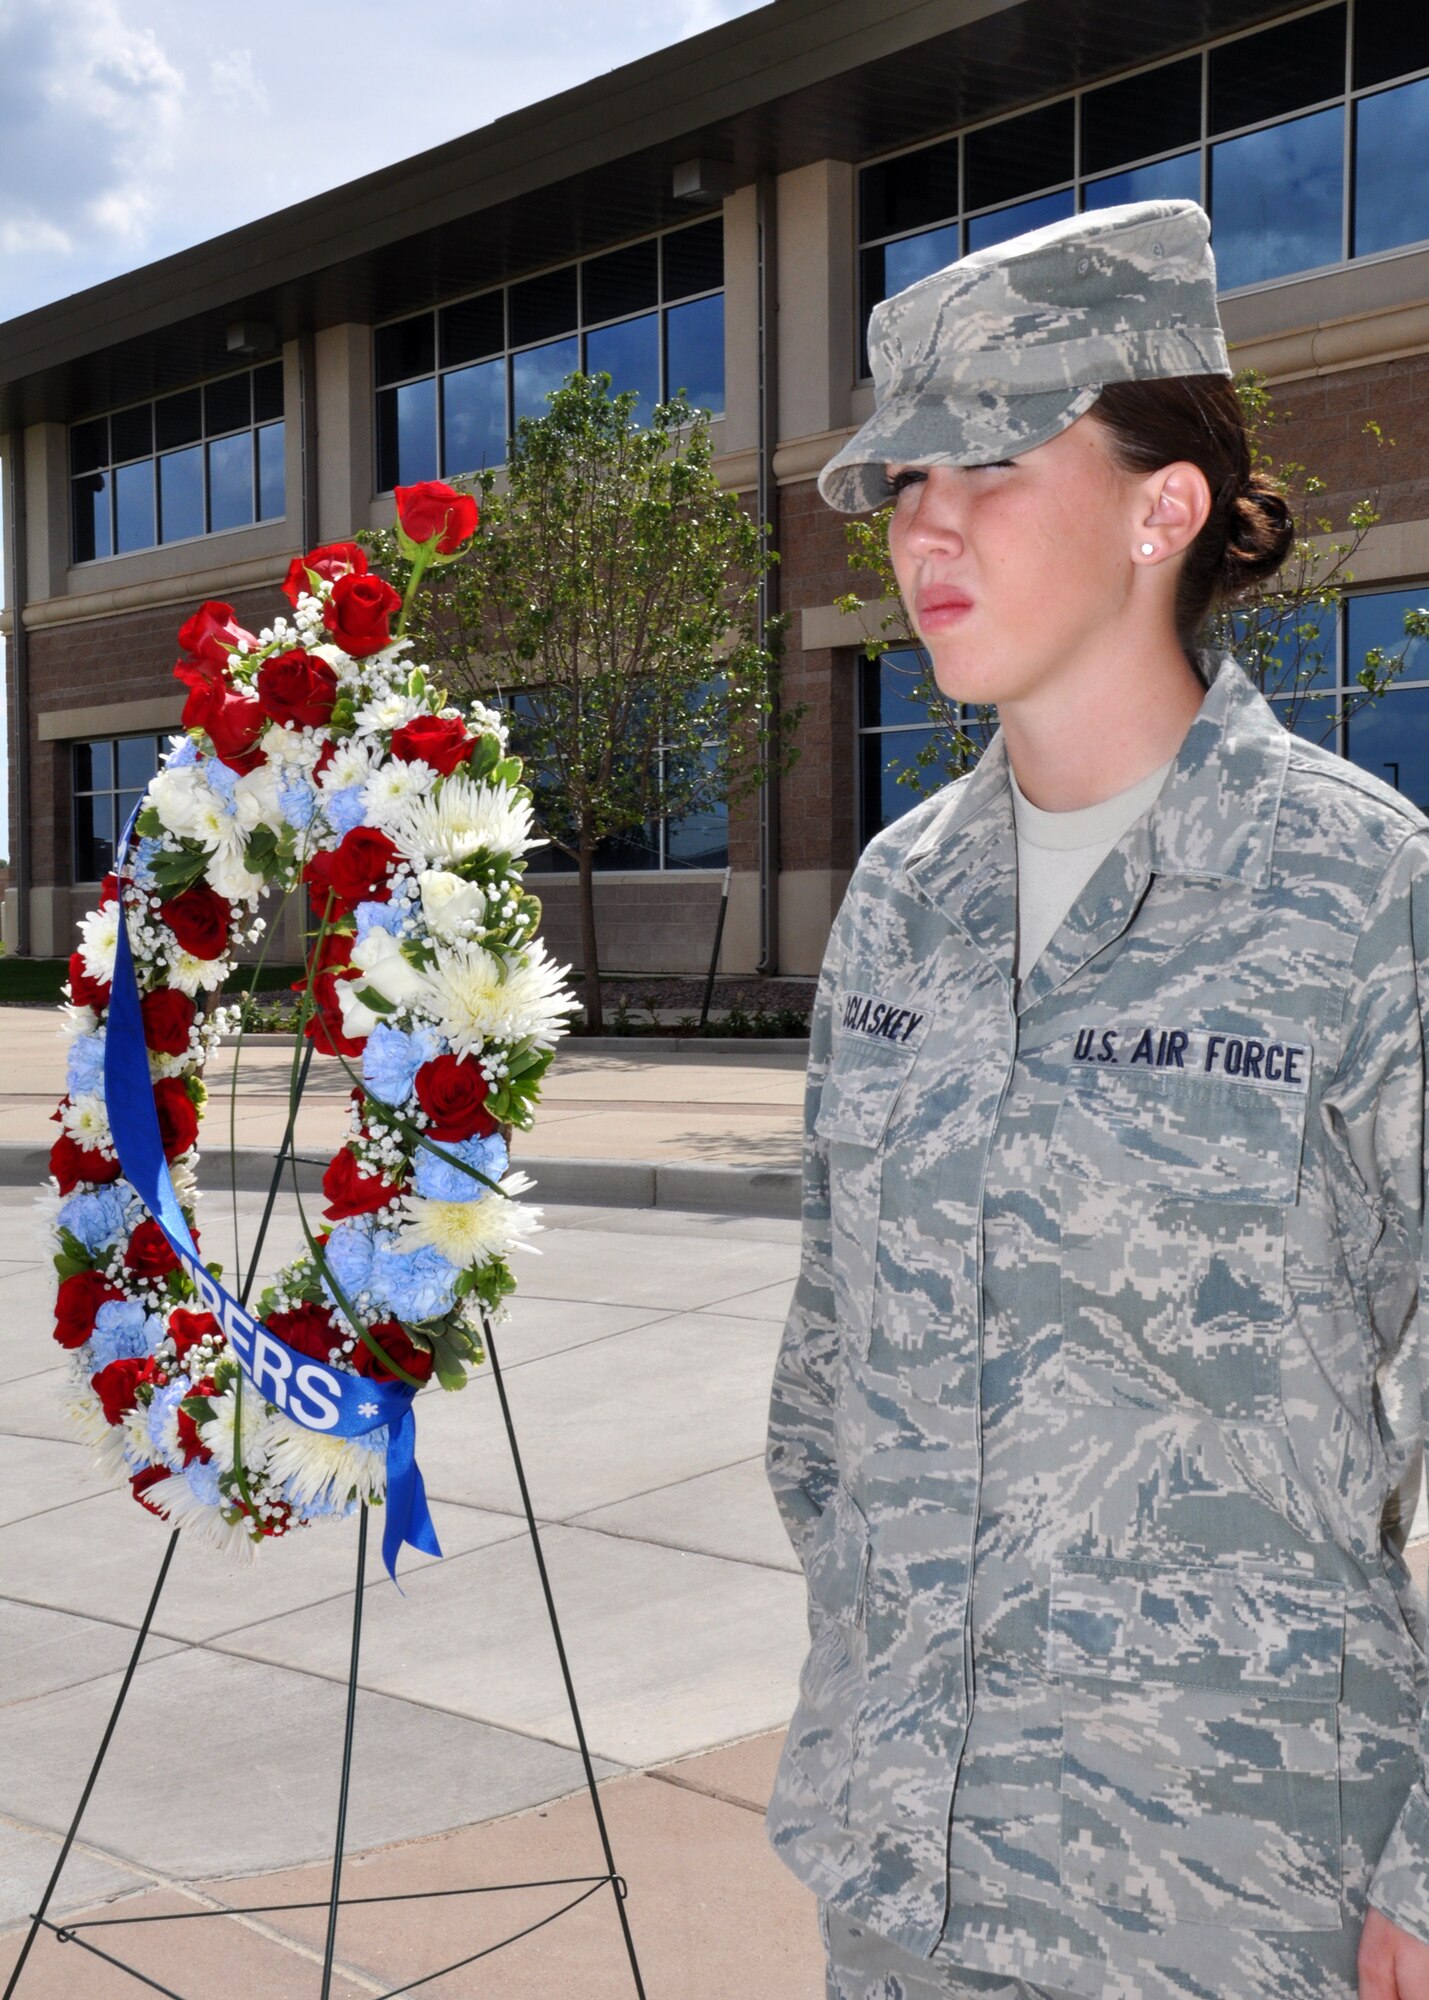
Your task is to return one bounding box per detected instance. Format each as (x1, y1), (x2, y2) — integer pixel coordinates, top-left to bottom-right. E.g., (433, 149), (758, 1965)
(1049, 1554), (1344, 1932)
(814, 1040), (917, 1362)
(1048, 1067), (1307, 1423)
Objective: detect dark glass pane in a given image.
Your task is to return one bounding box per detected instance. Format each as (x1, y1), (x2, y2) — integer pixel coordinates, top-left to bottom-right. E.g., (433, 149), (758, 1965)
(861, 650), (940, 730)
(74, 794), (112, 882)
(1355, 79), (1429, 256)
(859, 225), (959, 370)
(252, 360), (283, 423)
(440, 291), (505, 368)
(593, 821), (660, 870)
(662, 217), (723, 301)
(115, 790), (144, 844)
(1346, 586), (1429, 685)
(511, 335), (580, 426)
(375, 377), (438, 490)
(1084, 152), (1201, 213)
(1209, 6), (1347, 135)
(155, 388), (202, 451)
(1268, 693), (1339, 746)
(665, 795), (728, 867)
(70, 418), (108, 475)
(114, 459), (155, 554)
(861, 726), (936, 842)
(207, 431), (254, 532)
(1210, 106), (1344, 288)
(1235, 597), (1337, 697)
(1354, 0), (1429, 89)
(966, 188), (1075, 253)
(204, 372), (252, 437)
(442, 358), (507, 473)
(586, 313), (660, 421)
(159, 444), (204, 542)
(664, 296), (723, 414)
(1082, 56), (1202, 176)
(116, 736), (158, 788)
(72, 473), (112, 562)
(374, 315), (435, 388)
(74, 740), (111, 791)
(257, 422), (285, 519)
(110, 403), (152, 464)
(510, 265), (578, 346)
(965, 99), (1074, 211)
(859, 137), (960, 241)
(1347, 685), (1429, 808)
(584, 239), (658, 324)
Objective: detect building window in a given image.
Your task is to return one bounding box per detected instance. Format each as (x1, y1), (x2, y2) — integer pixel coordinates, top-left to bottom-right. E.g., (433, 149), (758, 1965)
(374, 216), (724, 491)
(72, 735), (163, 881)
(857, 649), (995, 846)
(71, 362), (285, 564)
(857, 0), (1429, 370)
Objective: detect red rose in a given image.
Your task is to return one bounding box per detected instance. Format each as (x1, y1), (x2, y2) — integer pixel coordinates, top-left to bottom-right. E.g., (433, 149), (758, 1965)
(99, 873), (119, 907)
(413, 1053), (497, 1141)
(256, 649), (339, 729)
(305, 826), (398, 916)
(323, 572), (401, 657)
(131, 1466), (174, 1517)
(175, 661), (267, 774)
(54, 1271), (126, 1349)
(174, 1406), (211, 1466)
(266, 1302), (341, 1364)
(395, 481), (479, 554)
(92, 1357), (147, 1425)
(168, 1309), (219, 1363)
(125, 1219), (181, 1280)
(141, 989), (197, 1057)
(281, 542), (368, 607)
(355, 1319), (435, 1384)
(390, 715), (474, 775)
(322, 1149), (403, 1221)
(152, 1077), (200, 1162)
(178, 601), (257, 665)
(67, 951), (111, 1012)
(304, 979), (368, 1058)
(160, 883), (232, 960)
(50, 1132), (122, 1194)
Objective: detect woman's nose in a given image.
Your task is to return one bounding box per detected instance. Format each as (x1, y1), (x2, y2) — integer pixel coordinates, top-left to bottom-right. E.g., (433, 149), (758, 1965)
(902, 477), (965, 553)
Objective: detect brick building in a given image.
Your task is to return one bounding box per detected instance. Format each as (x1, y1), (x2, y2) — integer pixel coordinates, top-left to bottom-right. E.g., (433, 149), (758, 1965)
(4, 0), (1429, 974)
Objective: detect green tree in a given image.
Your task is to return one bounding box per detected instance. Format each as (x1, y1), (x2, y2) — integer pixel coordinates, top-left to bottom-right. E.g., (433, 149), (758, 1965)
(364, 373), (797, 1030)
(836, 368), (1429, 805)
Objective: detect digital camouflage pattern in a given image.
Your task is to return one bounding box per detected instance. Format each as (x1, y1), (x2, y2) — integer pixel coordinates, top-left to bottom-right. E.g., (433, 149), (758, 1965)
(817, 199), (1231, 515)
(765, 655), (1429, 1998)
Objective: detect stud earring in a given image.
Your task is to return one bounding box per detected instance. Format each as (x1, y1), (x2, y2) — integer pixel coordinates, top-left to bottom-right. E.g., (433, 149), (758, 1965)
(1139, 542), (1155, 556)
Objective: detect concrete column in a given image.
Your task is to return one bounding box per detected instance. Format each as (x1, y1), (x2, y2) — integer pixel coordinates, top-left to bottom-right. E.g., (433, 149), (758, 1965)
(720, 183), (760, 460)
(776, 160), (856, 448)
(314, 324), (374, 542)
(24, 422), (69, 603)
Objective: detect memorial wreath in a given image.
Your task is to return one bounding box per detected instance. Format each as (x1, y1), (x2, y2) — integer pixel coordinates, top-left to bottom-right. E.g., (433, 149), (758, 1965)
(43, 483), (574, 1578)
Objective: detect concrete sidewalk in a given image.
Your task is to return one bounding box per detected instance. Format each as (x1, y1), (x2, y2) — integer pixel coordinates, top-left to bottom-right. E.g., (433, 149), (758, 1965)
(0, 1189), (824, 1998)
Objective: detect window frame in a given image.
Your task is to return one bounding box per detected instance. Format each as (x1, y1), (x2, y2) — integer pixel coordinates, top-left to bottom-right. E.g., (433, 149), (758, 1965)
(71, 733), (165, 884)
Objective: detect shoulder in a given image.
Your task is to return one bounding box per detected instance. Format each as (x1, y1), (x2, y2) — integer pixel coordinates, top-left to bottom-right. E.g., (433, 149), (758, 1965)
(850, 775), (970, 887)
(1277, 730), (1429, 883)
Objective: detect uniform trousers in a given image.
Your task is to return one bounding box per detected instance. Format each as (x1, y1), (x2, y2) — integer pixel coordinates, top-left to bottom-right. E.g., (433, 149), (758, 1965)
(820, 1903), (1080, 2000)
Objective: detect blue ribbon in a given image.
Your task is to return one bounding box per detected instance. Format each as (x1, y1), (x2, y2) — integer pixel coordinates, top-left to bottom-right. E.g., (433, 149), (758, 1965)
(102, 822), (441, 1584)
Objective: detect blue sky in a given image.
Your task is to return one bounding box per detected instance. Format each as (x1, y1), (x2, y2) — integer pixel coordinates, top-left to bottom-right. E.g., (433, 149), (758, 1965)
(0, 0), (770, 863)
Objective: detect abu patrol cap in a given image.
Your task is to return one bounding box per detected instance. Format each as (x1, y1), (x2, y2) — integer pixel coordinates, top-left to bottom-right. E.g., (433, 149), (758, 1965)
(818, 197), (1232, 514)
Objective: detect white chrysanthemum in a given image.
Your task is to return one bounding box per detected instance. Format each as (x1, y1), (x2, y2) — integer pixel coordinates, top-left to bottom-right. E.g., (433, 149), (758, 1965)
(60, 1002), (99, 1041)
(382, 774), (537, 866)
(206, 845), (266, 903)
(399, 1174), (541, 1266)
(59, 1093), (112, 1149)
(166, 948), (230, 997)
(361, 758), (434, 830)
(354, 690), (424, 735)
(121, 1401), (157, 1469)
(141, 1473), (261, 1558)
(198, 1385), (273, 1472)
(77, 905), (120, 983)
(67, 1388), (131, 1478)
(425, 937), (572, 1055)
(417, 869), (486, 939)
(263, 1419), (387, 1510)
(319, 741), (377, 793)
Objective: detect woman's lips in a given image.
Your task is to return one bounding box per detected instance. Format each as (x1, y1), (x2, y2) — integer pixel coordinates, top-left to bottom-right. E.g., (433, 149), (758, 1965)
(916, 590), (973, 630)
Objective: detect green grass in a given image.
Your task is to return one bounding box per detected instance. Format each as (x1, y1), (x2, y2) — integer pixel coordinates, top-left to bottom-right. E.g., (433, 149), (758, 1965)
(0, 958), (305, 1005)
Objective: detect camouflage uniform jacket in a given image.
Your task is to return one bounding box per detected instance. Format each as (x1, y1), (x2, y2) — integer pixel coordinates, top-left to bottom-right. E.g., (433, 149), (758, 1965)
(765, 653), (1429, 1998)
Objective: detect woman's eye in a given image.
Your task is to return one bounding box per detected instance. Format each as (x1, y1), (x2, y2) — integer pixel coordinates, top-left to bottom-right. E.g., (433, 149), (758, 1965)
(884, 469), (925, 498)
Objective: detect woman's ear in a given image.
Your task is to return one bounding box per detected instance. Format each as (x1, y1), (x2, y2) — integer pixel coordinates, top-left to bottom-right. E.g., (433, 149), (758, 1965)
(1140, 461), (1213, 557)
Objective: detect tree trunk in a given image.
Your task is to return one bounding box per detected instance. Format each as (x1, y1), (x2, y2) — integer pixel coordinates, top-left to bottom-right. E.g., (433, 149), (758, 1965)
(577, 838), (603, 1033)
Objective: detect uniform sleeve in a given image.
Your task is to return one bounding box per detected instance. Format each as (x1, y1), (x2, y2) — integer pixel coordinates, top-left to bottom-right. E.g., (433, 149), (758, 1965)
(764, 902), (846, 1571)
(1321, 830), (1429, 1939)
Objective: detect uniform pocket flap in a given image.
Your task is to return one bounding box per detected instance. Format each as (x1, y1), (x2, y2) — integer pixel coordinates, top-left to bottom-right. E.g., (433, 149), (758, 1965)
(1050, 1065), (1306, 1205)
(1047, 1556), (1344, 1700)
(814, 1046), (916, 1151)
(803, 1483), (871, 1625)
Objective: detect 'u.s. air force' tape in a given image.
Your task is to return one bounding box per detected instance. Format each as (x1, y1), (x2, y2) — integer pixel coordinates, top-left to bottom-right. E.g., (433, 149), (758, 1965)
(102, 817), (441, 1585)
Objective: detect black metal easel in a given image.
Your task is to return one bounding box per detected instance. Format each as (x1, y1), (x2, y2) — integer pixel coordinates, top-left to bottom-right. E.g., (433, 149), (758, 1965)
(5, 1050), (647, 1999)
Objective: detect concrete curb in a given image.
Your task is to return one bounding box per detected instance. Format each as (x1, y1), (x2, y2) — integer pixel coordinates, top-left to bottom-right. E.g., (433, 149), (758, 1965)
(218, 1033), (811, 1059)
(1, 1144), (802, 1218)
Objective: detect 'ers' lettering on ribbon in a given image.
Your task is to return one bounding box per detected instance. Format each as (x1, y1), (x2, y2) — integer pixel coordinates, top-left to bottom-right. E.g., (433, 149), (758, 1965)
(1070, 1023), (1311, 1092)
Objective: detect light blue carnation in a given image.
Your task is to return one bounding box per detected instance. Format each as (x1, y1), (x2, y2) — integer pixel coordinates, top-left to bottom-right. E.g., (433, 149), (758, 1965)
(184, 1457), (223, 1506)
(166, 736), (199, 769)
(132, 838), (162, 885)
(205, 759), (238, 805)
(66, 1031), (107, 1099)
(355, 899), (406, 940)
(369, 1239), (459, 1322)
(58, 1185), (128, 1254)
(89, 1299), (156, 1370)
(362, 1020), (441, 1106)
(325, 786), (369, 836)
(279, 776), (317, 829)
(146, 1378), (190, 1469)
(321, 1216), (377, 1300)
(413, 1133), (508, 1203)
